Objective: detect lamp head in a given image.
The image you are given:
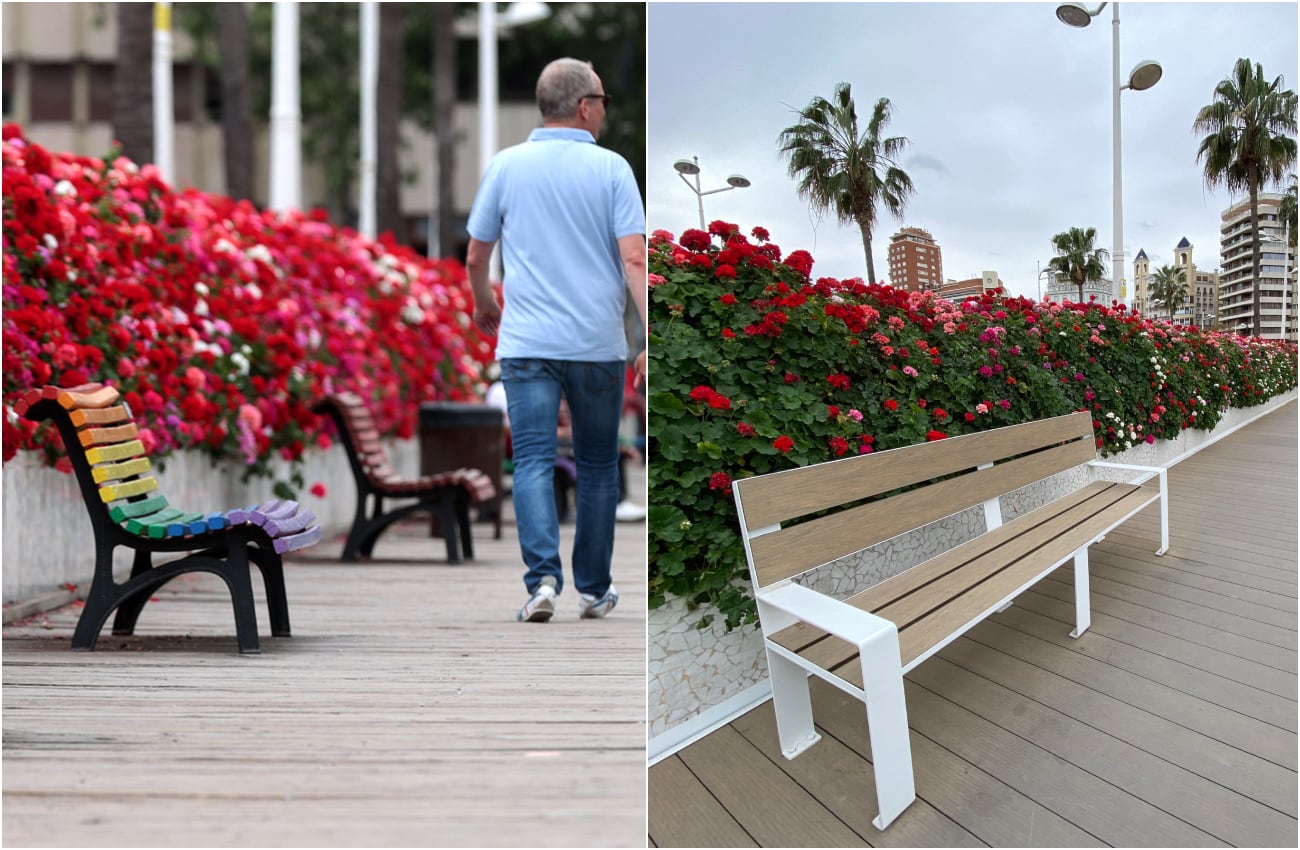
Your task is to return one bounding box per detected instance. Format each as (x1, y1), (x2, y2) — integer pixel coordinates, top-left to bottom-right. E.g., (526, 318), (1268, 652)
(1127, 60), (1163, 91)
(1055, 2), (1096, 27)
(726, 174), (751, 189)
(673, 158), (700, 176)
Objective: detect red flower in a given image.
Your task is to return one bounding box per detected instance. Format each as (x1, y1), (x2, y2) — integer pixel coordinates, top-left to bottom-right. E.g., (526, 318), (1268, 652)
(716, 264), (737, 279)
(719, 292), (737, 305)
(827, 373), (851, 391)
(679, 229), (711, 252)
(933, 408), (948, 421)
(736, 422), (756, 437)
(773, 435), (794, 453)
(751, 226), (770, 242)
(309, 482), (328, 498)
(708, 394), (732, 410)
(827, 405), (840, 418)
(926, 430), (949, 441)
(689, 386), (715, 401)
(721, 327), (736, 339)
(829, 436), (848, 456)
(884, 399), (899, 412)
(964, 412), (976, 422)
(708, 471), (732, 491)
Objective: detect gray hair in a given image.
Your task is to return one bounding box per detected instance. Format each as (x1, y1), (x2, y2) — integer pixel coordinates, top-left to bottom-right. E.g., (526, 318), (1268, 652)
(536, 58), (596, 120)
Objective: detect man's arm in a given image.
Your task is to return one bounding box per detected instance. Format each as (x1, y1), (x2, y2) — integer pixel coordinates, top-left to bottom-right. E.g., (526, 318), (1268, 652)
(466, 237), (501, 338)
(618, 233), (648, 388)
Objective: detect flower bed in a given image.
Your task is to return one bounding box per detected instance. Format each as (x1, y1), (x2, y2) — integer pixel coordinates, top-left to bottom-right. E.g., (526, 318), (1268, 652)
(2, 125), (493, 494)
(647, 221), (1298, 630)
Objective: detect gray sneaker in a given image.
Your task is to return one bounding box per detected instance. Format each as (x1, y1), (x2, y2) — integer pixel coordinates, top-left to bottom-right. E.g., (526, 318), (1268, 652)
(578, 585), (618, 619)
(518, 577), (558, 622)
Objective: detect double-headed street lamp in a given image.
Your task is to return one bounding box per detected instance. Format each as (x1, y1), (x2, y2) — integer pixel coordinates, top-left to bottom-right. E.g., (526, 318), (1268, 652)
(1056, 2), (1162, 309)
(673, 157), (751, 231)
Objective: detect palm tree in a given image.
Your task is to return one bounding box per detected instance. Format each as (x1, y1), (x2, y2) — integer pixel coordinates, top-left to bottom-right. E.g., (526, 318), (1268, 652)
(215, 3), (254, 201)
(1149, 264), (1189, 323)
(1279, 174), (1298, 249)
(777, 83), (914, 284)
(1192, 57), (1298, 334)
(431, 3), (457, 257)
(1047, 226), (1109, 304)
(376, 3), (405, 239)
(111, 3), (153, 165)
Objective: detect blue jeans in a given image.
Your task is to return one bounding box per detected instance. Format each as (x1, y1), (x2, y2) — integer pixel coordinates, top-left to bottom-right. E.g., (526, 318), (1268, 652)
(501, 358), (623, 597)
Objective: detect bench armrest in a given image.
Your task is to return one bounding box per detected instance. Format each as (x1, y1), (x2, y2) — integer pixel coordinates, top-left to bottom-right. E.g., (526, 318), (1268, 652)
(1088, 459), (1163, 487)
(758, 581), (898, 649)
(1087, 460), (1168, 555)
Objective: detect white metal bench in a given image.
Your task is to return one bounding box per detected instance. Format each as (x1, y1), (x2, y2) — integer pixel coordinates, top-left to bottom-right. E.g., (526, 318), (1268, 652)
(731, 411), (1168, 830)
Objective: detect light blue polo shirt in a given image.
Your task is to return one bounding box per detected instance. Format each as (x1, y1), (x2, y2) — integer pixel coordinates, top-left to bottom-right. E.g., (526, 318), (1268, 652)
(466, 127), (645, 361)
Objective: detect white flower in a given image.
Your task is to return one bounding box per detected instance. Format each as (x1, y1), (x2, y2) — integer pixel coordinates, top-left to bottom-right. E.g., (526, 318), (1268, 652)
(195, 282), (210, 296)
(53, 179), (76, 197)
(400, 299), (425, 325)
(244, 283), (263, 300)
(230, 351), (251, 376)
(43, 233), (58, 250)
(213, 238), (237, 254)
(194, 299), (209, 317)
(246, 244), (273, 264)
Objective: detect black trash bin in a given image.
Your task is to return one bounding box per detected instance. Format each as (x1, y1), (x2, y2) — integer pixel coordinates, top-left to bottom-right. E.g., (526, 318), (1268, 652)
(419, 402), (504, 539)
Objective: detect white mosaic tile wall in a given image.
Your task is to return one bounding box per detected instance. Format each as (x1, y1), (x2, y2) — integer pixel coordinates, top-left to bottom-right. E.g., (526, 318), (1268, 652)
(647, 391), (1297, 742)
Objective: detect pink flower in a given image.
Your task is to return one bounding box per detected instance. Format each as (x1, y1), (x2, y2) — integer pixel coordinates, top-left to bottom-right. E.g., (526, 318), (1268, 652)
(976, 403), (990, 415)
(847, 409), (863, 421)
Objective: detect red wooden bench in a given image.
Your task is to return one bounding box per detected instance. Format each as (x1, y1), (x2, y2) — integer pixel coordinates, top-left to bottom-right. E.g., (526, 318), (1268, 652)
(16, 383), (323, 654)
(313, 393), (496, 563)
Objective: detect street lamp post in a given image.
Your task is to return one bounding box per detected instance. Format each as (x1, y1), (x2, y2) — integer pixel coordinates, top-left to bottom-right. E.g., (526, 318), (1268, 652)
(673, 157), (751, 231)
(1056, 2), (1161, 309)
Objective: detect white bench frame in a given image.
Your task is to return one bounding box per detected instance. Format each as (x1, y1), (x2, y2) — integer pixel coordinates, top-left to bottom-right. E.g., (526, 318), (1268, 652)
(734, 427), (1167, 830)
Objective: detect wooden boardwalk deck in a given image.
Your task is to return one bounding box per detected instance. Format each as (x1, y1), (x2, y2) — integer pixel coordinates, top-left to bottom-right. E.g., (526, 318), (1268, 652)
(3, 480), (648, 848)
(650, 402), (1297, 848)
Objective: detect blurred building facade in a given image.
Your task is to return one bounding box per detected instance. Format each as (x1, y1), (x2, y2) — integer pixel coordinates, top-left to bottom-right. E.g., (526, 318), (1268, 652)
(1132, 240), (1220, 327)
(1218, 193), (1295, 341)
(1, 2), (541, 259)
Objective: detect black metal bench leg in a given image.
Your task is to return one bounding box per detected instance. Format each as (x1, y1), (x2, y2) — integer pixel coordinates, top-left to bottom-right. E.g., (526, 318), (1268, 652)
(111, 548), (157, 636)
(72, 541), (123, 651)
(436, 499), (463, 563)
(456, 494), (475, 561)
(224, 544), (261, 654)
(341, 493), (374, 562)
(249, 547), (292, 638)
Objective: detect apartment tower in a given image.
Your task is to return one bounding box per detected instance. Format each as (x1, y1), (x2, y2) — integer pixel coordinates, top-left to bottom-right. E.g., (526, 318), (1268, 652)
(887, 227), (943, 292)
(1219, 193), (1295, 340)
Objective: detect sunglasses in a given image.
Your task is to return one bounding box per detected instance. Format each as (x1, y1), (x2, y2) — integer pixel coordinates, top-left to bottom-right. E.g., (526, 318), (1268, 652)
(582, 94), (611, 108)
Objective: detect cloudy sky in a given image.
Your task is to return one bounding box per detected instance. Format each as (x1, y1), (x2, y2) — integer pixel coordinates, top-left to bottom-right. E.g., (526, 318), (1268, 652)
(646, 1), (1298, 300)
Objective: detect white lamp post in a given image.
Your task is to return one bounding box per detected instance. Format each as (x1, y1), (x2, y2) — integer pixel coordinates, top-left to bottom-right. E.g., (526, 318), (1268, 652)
(358, 2), (378, 239)
(673, 157), (751, 231)
(475, 2), (550, 277)
(268, 2), (302, 213)
(152, 2), (173, 184)
(1056, 2), (1161, 309)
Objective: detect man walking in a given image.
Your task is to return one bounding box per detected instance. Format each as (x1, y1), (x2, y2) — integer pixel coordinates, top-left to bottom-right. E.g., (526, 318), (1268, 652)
(466, 57), (647, 622)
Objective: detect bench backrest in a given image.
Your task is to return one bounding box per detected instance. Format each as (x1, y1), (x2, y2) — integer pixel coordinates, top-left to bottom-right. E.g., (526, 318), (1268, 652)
(732, 411), (1097, 589)
(313, 393), (397, 484)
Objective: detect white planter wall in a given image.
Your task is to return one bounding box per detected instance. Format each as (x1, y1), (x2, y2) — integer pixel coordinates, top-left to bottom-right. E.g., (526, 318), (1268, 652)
(1, 439), (420, 605)
(648, 391), (1297, 758)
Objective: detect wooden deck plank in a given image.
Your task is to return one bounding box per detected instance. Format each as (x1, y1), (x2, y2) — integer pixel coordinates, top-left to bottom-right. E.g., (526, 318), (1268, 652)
(647, 402), (1298, 848)
(730, 705), (989, 848)
(972, 614), (1297, 766)
(939, 634), (1297, 815)
(675, 725), (867, 847)
(900, 677), (1219, 846)
(648, 756), (756, 848)
(807, 686), (1100, 847)
(4, 502), (647, 849)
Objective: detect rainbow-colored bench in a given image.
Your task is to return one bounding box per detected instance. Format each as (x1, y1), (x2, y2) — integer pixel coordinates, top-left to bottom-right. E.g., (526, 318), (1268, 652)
(17, 383), (323, 654)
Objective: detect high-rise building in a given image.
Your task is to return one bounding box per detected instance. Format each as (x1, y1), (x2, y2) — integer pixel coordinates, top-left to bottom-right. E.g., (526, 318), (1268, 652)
(887, 227), (943, 291)
(1219, 193), (1296, 340)
(1133, 239), (1219, 326)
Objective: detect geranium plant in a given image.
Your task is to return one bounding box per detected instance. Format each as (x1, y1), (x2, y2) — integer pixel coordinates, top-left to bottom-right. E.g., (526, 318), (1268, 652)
(648, 220), (1297, 630)
(2, 125), (494, 496)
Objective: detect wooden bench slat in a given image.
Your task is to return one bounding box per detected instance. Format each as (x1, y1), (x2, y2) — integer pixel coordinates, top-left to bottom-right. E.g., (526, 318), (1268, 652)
(70, 405), (132, 427)
(264, 508), (316, 538)
(58, 385), (120, 411)
(736, 411), (1093, 529)
(273, 524), (323, 554)
(85, 439), (147, 465)
(91, 456), (152, 484)
(98, 476), (159, 503)
(126, 507), (184, 536)
(768, 482), (1127, 660)
(164, 511), (208, 537)
(749, 438), (1098, 587)
(109, 494), (170, 522)
(79, 423), (139, 448)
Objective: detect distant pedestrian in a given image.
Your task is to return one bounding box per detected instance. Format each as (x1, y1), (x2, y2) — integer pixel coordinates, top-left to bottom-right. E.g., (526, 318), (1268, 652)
(466, 57), (646, 623)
